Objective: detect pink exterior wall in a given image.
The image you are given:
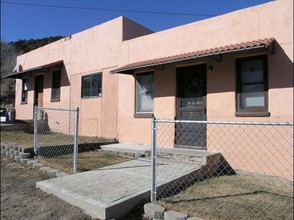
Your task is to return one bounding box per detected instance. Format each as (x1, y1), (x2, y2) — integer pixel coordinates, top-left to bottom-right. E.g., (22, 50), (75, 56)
(116, 0), (293, 144)
(14, 17), (152, 139)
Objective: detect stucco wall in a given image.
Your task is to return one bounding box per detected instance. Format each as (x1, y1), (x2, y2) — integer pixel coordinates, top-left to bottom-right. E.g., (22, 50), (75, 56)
(14, 16), (152, 138)
(14, 0), (293, 149)
(116, 0), (293, 144)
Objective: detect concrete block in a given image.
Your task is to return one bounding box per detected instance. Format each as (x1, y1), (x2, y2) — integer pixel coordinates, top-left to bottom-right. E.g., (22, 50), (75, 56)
(27, 160), (39, 166)
(20, 158), (30, 164)
(55, 172), (69, 177)
(164, 211), (188, 220)
(187, 217), (204, 220)
(9, 153), (15, 158)
(40, 166), (52, 172)
(144, 203), (165, 219)
(33, 163), (45, 169)
(47, 169), (60, 174)
(12, 145), (19, 151)
(14, 155), (20, 162)
(19, 152), (31, 159)
(5, 151), (10, 156)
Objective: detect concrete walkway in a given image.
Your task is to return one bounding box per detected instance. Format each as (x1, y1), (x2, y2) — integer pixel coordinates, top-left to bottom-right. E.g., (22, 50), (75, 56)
(37, 158), (202, 219)
(36, 144), (226, 219)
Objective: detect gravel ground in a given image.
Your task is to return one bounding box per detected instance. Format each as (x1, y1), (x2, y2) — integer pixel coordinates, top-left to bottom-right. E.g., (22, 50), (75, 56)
(0, 154), (95, 220)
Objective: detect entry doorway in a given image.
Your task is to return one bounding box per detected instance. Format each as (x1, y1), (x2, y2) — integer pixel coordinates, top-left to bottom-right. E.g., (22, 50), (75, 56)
(34, 75), (44, 107)
(176, 64), (207, 149)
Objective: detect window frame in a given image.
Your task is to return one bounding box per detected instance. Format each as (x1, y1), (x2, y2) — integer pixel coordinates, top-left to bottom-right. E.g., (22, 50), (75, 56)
(235, 55), (270, 117)
(81, 73), (102, 99)
(21, 78), (28, 104)
(134, 72), (154, 118)
(51, 70), (61, 102)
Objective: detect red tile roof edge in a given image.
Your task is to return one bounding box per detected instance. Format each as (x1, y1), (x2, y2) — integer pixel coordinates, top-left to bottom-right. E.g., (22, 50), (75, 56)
(111, 37), (275, 73)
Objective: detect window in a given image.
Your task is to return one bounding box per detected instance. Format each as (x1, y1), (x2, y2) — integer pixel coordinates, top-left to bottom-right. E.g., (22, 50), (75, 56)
(135, 73), (154, 117)
(236, 55), (269, 117)
(21, 78), (28, 104)
(51, 70), (61, 101)
(81, 73), (102, 98)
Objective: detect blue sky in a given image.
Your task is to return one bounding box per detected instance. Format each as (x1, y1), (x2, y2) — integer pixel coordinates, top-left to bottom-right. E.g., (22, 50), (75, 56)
(1, 0), (272, 42)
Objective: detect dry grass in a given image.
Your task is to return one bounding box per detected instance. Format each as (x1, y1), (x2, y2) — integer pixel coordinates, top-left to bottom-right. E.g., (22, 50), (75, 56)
(36, 150), (133, 174)
(0, 130), (109, 147)
(158, 174), (293, 220)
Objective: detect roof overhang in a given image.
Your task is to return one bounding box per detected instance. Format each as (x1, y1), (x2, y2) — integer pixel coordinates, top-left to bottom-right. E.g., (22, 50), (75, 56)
(111, 38), (275, 74)
(2, 60), (64, 79)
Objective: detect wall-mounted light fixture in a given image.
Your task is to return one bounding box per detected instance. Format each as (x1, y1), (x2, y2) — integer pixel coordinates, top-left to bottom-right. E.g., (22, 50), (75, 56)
(208, 65), (214, 73)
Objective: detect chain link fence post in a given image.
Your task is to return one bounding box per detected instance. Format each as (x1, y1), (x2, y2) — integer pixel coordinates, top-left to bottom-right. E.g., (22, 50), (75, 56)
(151, 116), (157, 202)
(33, 105), (38, 155)
(73, 107), (79, 174)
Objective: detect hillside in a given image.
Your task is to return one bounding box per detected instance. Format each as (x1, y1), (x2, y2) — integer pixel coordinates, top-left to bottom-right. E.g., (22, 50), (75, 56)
(0, 36), (63, 106)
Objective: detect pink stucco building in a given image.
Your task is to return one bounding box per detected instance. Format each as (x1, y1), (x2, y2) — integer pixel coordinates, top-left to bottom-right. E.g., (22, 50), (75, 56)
(6, 0), (293, 178)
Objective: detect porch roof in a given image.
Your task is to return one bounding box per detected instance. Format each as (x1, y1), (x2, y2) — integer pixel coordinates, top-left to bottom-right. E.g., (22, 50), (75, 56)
(110, 38), (275, 74)
(2, 60), (64, 79)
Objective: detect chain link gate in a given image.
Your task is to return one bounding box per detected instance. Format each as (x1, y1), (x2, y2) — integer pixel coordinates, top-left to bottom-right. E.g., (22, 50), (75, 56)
(151, 117), (293, 220)
(34, 106), (79, 174)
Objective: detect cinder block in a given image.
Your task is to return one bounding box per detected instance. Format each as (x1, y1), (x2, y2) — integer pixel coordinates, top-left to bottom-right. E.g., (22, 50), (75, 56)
(144, 203), (165, 219)
(20, 158), (30, 164)
(12, 145), (19, 151)
(33, 163), (44, 169)
(14, 155), (20, 162)
(187, 217), (204, 220)
(19, 152), (31, 159)
(39, 166), (52, 172)
(47, 169), (60, 174)
(164, 210), (188, 220)
(27, 160), (39, 166)
(55, 172), (69, 177)
(9, 153), (15, 158)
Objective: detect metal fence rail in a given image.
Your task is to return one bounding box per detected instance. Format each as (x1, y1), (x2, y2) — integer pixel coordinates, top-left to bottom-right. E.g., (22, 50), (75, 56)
(151, 117), (293, 219)
(34, 106), (79, 174)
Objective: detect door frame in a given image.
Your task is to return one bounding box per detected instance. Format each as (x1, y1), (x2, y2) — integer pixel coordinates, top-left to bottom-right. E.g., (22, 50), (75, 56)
(175, 63), (207, 149)
(34, 75), (44, 108)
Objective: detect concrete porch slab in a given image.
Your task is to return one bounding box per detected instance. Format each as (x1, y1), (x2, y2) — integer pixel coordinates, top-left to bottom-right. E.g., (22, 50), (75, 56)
(100, 143), (151, 155)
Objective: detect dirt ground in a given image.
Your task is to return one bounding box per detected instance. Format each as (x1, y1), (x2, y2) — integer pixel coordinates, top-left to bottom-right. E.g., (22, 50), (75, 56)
(1, 154), (96, 220)
(0, 154), (144, 220)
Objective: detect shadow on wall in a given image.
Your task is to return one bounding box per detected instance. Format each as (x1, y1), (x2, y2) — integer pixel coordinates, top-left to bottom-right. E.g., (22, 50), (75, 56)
(153, 40), (293, 98)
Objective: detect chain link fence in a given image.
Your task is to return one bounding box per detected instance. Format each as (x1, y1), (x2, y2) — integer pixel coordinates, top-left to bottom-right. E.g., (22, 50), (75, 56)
(151, 118), (293, 220)
(34, 106), (79, 174)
